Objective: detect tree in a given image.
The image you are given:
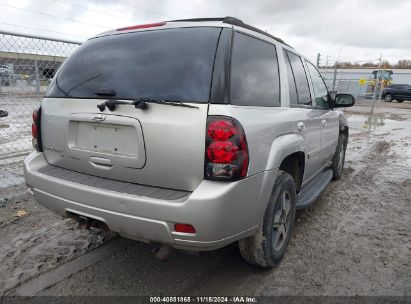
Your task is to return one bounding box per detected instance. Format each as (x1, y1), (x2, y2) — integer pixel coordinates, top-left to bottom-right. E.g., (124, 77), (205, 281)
(395, 59), (411, 68)
(318, 59), (411, 69)
(381, 60), (390, 69)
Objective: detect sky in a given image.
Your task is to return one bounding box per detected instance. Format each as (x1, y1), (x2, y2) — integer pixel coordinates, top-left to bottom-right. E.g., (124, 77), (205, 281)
(0, 0), (410, 64)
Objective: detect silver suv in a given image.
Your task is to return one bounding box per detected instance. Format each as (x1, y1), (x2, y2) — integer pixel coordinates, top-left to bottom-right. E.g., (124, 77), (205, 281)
(24, 17), (354, 268)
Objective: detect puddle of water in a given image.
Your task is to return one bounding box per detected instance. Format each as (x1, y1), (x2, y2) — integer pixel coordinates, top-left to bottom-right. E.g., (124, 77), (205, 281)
(347, 113), (411, 165)
(347, 114), (411, 136)
(0, 172), (25, 189)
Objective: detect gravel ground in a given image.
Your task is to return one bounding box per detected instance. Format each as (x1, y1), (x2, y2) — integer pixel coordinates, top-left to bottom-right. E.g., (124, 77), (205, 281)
(1, 102), (410, 297)
(0, 184), (115, 294)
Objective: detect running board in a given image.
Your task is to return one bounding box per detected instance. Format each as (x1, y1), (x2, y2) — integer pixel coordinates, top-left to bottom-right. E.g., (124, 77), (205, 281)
(296, 169), (333, 209)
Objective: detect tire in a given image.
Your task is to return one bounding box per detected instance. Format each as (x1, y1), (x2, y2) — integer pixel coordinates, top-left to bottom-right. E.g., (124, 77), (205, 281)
(384, 94), (393, 102)
(397, 99), (404, 103)
(332, 133), (347, 180)
(239, 171), (296, 268)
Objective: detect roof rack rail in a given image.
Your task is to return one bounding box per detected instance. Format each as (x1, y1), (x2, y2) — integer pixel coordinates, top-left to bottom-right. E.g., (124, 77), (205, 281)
(168, 16), (292, 48)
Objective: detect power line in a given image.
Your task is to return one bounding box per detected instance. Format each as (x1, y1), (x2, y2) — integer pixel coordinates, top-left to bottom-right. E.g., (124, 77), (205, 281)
(1, 22), (88, 39)
(0, 3), (111, 30)
(185, 0), (222, 16)
(48, 0), (134, 22)
(152, 0), (202, 18)
(111, 0), (174, 19)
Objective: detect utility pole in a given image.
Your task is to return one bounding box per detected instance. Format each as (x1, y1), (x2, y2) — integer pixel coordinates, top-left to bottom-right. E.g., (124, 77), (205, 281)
(370, 53), (382, 116)
(331, 48), (342, 95)
(332, 61), (338, 95)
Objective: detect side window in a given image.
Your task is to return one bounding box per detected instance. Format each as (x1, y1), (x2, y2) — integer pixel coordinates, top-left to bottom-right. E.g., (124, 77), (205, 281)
(285, 51), (311, 105)
(306, 61), (329, 108)
(230, 32), (280, 106)
(283, 50), (298, 105)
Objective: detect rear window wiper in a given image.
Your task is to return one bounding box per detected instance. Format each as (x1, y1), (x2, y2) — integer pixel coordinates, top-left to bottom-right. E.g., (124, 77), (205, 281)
(136, 98), (199, 109)
(97, 97), (199, 112)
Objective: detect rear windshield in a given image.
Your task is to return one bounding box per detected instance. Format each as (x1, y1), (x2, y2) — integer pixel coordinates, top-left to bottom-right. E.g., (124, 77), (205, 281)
(46, 27), (222, 103)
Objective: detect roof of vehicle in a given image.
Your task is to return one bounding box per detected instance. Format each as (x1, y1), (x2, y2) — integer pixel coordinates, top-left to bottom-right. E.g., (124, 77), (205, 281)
(387, 84), (410, 87)
(168, 17), (291, 47)
(94, 16), (292, 48)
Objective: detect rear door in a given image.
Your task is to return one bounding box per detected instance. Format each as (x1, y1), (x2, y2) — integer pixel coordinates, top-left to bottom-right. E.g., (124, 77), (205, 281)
(392, 85), (403, 99)
(42, 26), (223, 191)
(398, 85), (411, 99)
(284, 50), (322, 182)
(406, 85), (411, 100)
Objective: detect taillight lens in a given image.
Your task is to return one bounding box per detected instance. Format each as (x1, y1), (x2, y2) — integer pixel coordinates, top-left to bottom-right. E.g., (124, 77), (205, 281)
(32, 107), (42, 152)
(174, 223), (196, 234)
(31, 123), (38, 139)
(207, 141), (239, 163)
(205, 116), (249, 180)
(207, 120), (237, 141)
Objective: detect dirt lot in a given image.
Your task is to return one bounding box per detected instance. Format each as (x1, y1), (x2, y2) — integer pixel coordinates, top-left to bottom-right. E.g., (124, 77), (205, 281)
(0, 184), (115, 294)
(0, 101), (410, 297)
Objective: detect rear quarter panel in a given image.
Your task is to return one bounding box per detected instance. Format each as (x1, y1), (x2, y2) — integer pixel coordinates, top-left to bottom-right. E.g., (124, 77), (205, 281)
(208, 104), (309, 224)
(207, 105), (307, 175)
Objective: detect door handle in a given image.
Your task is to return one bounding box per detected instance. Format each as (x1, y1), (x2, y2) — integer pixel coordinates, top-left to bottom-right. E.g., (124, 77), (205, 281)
(322, 119), (328, 127)
(297, 122), (305, 132)
(89, 156), (113, 169)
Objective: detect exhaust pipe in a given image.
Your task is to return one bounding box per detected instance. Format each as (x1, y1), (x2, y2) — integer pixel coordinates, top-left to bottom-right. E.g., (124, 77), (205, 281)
(67, 212), (109, 231)
(155, 244), (173, 261)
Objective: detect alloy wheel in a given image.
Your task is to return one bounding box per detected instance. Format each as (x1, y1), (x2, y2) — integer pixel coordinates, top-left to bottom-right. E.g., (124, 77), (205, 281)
(272, 191), (292, 251)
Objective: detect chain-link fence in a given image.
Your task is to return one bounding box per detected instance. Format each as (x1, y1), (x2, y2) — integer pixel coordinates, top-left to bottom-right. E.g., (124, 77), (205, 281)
(2, 32), (411, 198)
(0, 31), (80, 197)
(320, 68), (375, 98)
(320, 66), (411, 98)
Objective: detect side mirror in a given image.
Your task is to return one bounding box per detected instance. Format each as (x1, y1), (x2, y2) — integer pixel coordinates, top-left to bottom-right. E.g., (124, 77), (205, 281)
(334, 94), (355, 108)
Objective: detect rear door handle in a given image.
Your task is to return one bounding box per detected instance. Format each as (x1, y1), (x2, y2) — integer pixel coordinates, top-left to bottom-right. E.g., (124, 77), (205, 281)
(322, 119), (328, 127)
(297, 122), (305, 132)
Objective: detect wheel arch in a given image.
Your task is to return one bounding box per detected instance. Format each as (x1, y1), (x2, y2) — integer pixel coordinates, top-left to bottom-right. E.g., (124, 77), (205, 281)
(265, 133), (305, 172)
(257, 134), (305, 223)
(278, 152), (305, 193)
(385, 92), (394, 100)
(339, 113), (349, 136)
(263, 133), (306, 193)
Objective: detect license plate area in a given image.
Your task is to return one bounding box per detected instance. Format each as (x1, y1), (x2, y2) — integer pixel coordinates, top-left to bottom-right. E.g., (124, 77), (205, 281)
(66, 114), (146, 169)
(74, 122), (136, 156)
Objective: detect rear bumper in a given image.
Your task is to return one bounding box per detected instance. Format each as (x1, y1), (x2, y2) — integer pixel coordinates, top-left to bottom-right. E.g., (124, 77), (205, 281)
(24, 152), (276, 251)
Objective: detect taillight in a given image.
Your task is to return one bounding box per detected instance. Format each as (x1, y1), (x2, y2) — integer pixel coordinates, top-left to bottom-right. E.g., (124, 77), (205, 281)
(116, 22), (166, 31)
(31, 123), (37, 139)
(32, 107), (42, 152)
(174, 223), (196, 234)
(205, 116), (249, 180)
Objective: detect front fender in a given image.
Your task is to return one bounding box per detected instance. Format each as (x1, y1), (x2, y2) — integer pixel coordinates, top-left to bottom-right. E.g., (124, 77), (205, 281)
(338, 112), (349, 133)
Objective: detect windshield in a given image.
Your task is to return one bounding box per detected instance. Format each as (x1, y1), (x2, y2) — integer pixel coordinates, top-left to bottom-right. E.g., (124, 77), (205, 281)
(46, 27), (222, 103)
